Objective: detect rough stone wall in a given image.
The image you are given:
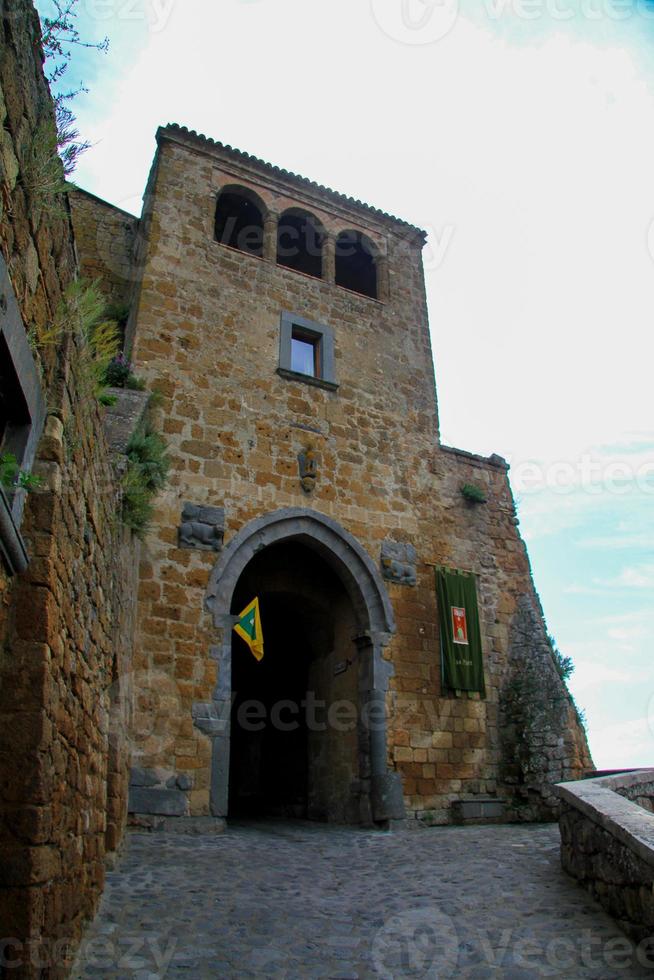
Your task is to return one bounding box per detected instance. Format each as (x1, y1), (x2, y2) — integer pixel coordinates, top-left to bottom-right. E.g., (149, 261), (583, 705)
(498, 596), (591, 820)
(0, 1), (140, 973)
(560, 805), (654, 945)
(69, 187), (137, 316)
(391, 445), (592, 823)
(87, 127), (590, 824)
(616, 782), (654, 815)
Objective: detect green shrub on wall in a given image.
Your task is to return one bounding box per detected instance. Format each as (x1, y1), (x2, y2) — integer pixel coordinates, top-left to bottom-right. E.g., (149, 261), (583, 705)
(103, 353), (146, 391)
(0, 454), (43, 492)
(121, 423), (170, 538)
(461, 483), (487, 504)
(30, 278), (121, 404)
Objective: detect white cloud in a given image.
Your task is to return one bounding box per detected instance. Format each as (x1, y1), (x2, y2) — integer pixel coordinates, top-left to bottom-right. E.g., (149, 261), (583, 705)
(607, 624), (650, 643)
(580, 533), (654, 551)
(569, 659), (637, 692)
(567, 564), (654, 594)
(613, 564), (654, 589)
(589, 716), (654, 771)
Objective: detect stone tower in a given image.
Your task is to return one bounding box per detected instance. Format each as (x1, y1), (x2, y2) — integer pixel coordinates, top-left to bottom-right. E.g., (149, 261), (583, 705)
(74, 124), (592, 826)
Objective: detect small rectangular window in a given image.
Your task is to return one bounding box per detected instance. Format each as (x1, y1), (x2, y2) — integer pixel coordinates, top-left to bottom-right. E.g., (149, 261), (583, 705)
(278, 312), (337, 392)
(291, 332), (319, 377)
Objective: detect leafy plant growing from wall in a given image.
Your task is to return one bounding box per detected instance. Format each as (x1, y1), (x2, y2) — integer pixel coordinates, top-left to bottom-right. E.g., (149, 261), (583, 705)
(37, 0), (109, 176)
(0, 454), (43, 493)
(121, 424), (170, 538)
(21, 118), (69, 213)
(461, 482), (487, 504)
(548, 633), (574, 683)
(30, 278), (121, 403)
(22, 2), (109, 213)
(103, 353), (146, 391)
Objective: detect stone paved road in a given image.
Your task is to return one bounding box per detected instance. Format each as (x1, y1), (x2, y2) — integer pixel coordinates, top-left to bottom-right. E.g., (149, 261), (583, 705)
(74, 821), (653, 979)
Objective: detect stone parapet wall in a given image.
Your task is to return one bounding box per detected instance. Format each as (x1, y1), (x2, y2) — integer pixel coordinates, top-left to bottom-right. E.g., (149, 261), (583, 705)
(0, 1), (140, 974)
(615, 777), (654, 815)
(69, 188), (138, 318)
(557, 771), (654, 945)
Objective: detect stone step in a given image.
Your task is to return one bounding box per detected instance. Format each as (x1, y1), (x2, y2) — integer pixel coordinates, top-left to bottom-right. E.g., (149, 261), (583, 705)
(451, 797), (506, 823)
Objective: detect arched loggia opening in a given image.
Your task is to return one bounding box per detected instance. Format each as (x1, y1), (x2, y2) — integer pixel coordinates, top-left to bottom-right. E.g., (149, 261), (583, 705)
(202, 509), (404, 826)
(277, 208), (325, 279)
(335, 230), (378, 299)
(214, 184), (265, 257)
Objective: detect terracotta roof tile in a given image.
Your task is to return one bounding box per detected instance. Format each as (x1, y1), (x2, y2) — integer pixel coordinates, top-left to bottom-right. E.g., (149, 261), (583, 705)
(158, 124), (426, 242)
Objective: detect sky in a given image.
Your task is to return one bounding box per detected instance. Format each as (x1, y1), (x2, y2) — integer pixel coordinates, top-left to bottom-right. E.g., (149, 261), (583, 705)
(37, 0), (654, 770)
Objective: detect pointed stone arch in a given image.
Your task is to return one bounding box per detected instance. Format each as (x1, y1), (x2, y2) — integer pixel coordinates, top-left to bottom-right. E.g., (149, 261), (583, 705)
(196, 508), (405, 824)
(206, 508), (395, 635)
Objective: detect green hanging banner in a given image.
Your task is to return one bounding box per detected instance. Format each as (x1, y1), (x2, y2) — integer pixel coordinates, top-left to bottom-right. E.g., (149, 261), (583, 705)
(436, 569), (486, 696)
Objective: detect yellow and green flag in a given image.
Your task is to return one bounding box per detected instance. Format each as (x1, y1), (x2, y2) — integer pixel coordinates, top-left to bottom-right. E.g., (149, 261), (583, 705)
(233, 597), (264, 661)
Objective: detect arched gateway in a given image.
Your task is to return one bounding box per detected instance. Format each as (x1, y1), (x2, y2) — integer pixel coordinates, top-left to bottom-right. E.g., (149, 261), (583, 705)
(193, 508), (406, 825)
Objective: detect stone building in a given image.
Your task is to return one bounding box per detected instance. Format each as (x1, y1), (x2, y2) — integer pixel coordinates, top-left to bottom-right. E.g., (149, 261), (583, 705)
(0, 0), (592, 966)
(71, 124), (592, 829)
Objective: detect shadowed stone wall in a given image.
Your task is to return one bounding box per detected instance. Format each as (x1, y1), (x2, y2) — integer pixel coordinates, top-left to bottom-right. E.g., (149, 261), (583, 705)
(69, 187), (137, 314)
(0, 1), (140, 973)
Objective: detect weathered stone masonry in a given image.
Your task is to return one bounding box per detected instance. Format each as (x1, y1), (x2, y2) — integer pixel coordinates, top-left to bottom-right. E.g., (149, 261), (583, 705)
(0, 2), (140, 975)
(557, 771), (654, 947)
(70, 123), (591, 828)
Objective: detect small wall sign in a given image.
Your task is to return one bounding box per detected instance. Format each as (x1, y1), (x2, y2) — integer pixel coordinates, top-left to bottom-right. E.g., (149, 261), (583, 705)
(451, 606), (469, 646)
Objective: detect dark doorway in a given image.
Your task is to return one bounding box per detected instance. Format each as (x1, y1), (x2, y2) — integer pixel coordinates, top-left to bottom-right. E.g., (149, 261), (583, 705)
(228, 541), (359, 822)
(230, 594), (312, 817)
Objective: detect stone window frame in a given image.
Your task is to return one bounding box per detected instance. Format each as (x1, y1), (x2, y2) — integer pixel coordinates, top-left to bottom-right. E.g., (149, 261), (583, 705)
(277, 311), (338, 392)
(0, 255), (46, 574)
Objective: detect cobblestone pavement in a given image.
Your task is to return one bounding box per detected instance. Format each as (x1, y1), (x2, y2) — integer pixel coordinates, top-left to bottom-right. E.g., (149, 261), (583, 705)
(74, 821), (653, 979)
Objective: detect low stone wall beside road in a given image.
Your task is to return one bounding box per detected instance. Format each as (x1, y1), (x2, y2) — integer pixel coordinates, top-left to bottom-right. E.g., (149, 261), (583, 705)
(556, 770), (654, 946)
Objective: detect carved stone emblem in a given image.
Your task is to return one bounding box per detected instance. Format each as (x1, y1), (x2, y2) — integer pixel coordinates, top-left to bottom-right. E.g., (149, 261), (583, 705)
(381, 540), (417, 586)
(298, 448), (318, 494)
(178, 503), (225, 552)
